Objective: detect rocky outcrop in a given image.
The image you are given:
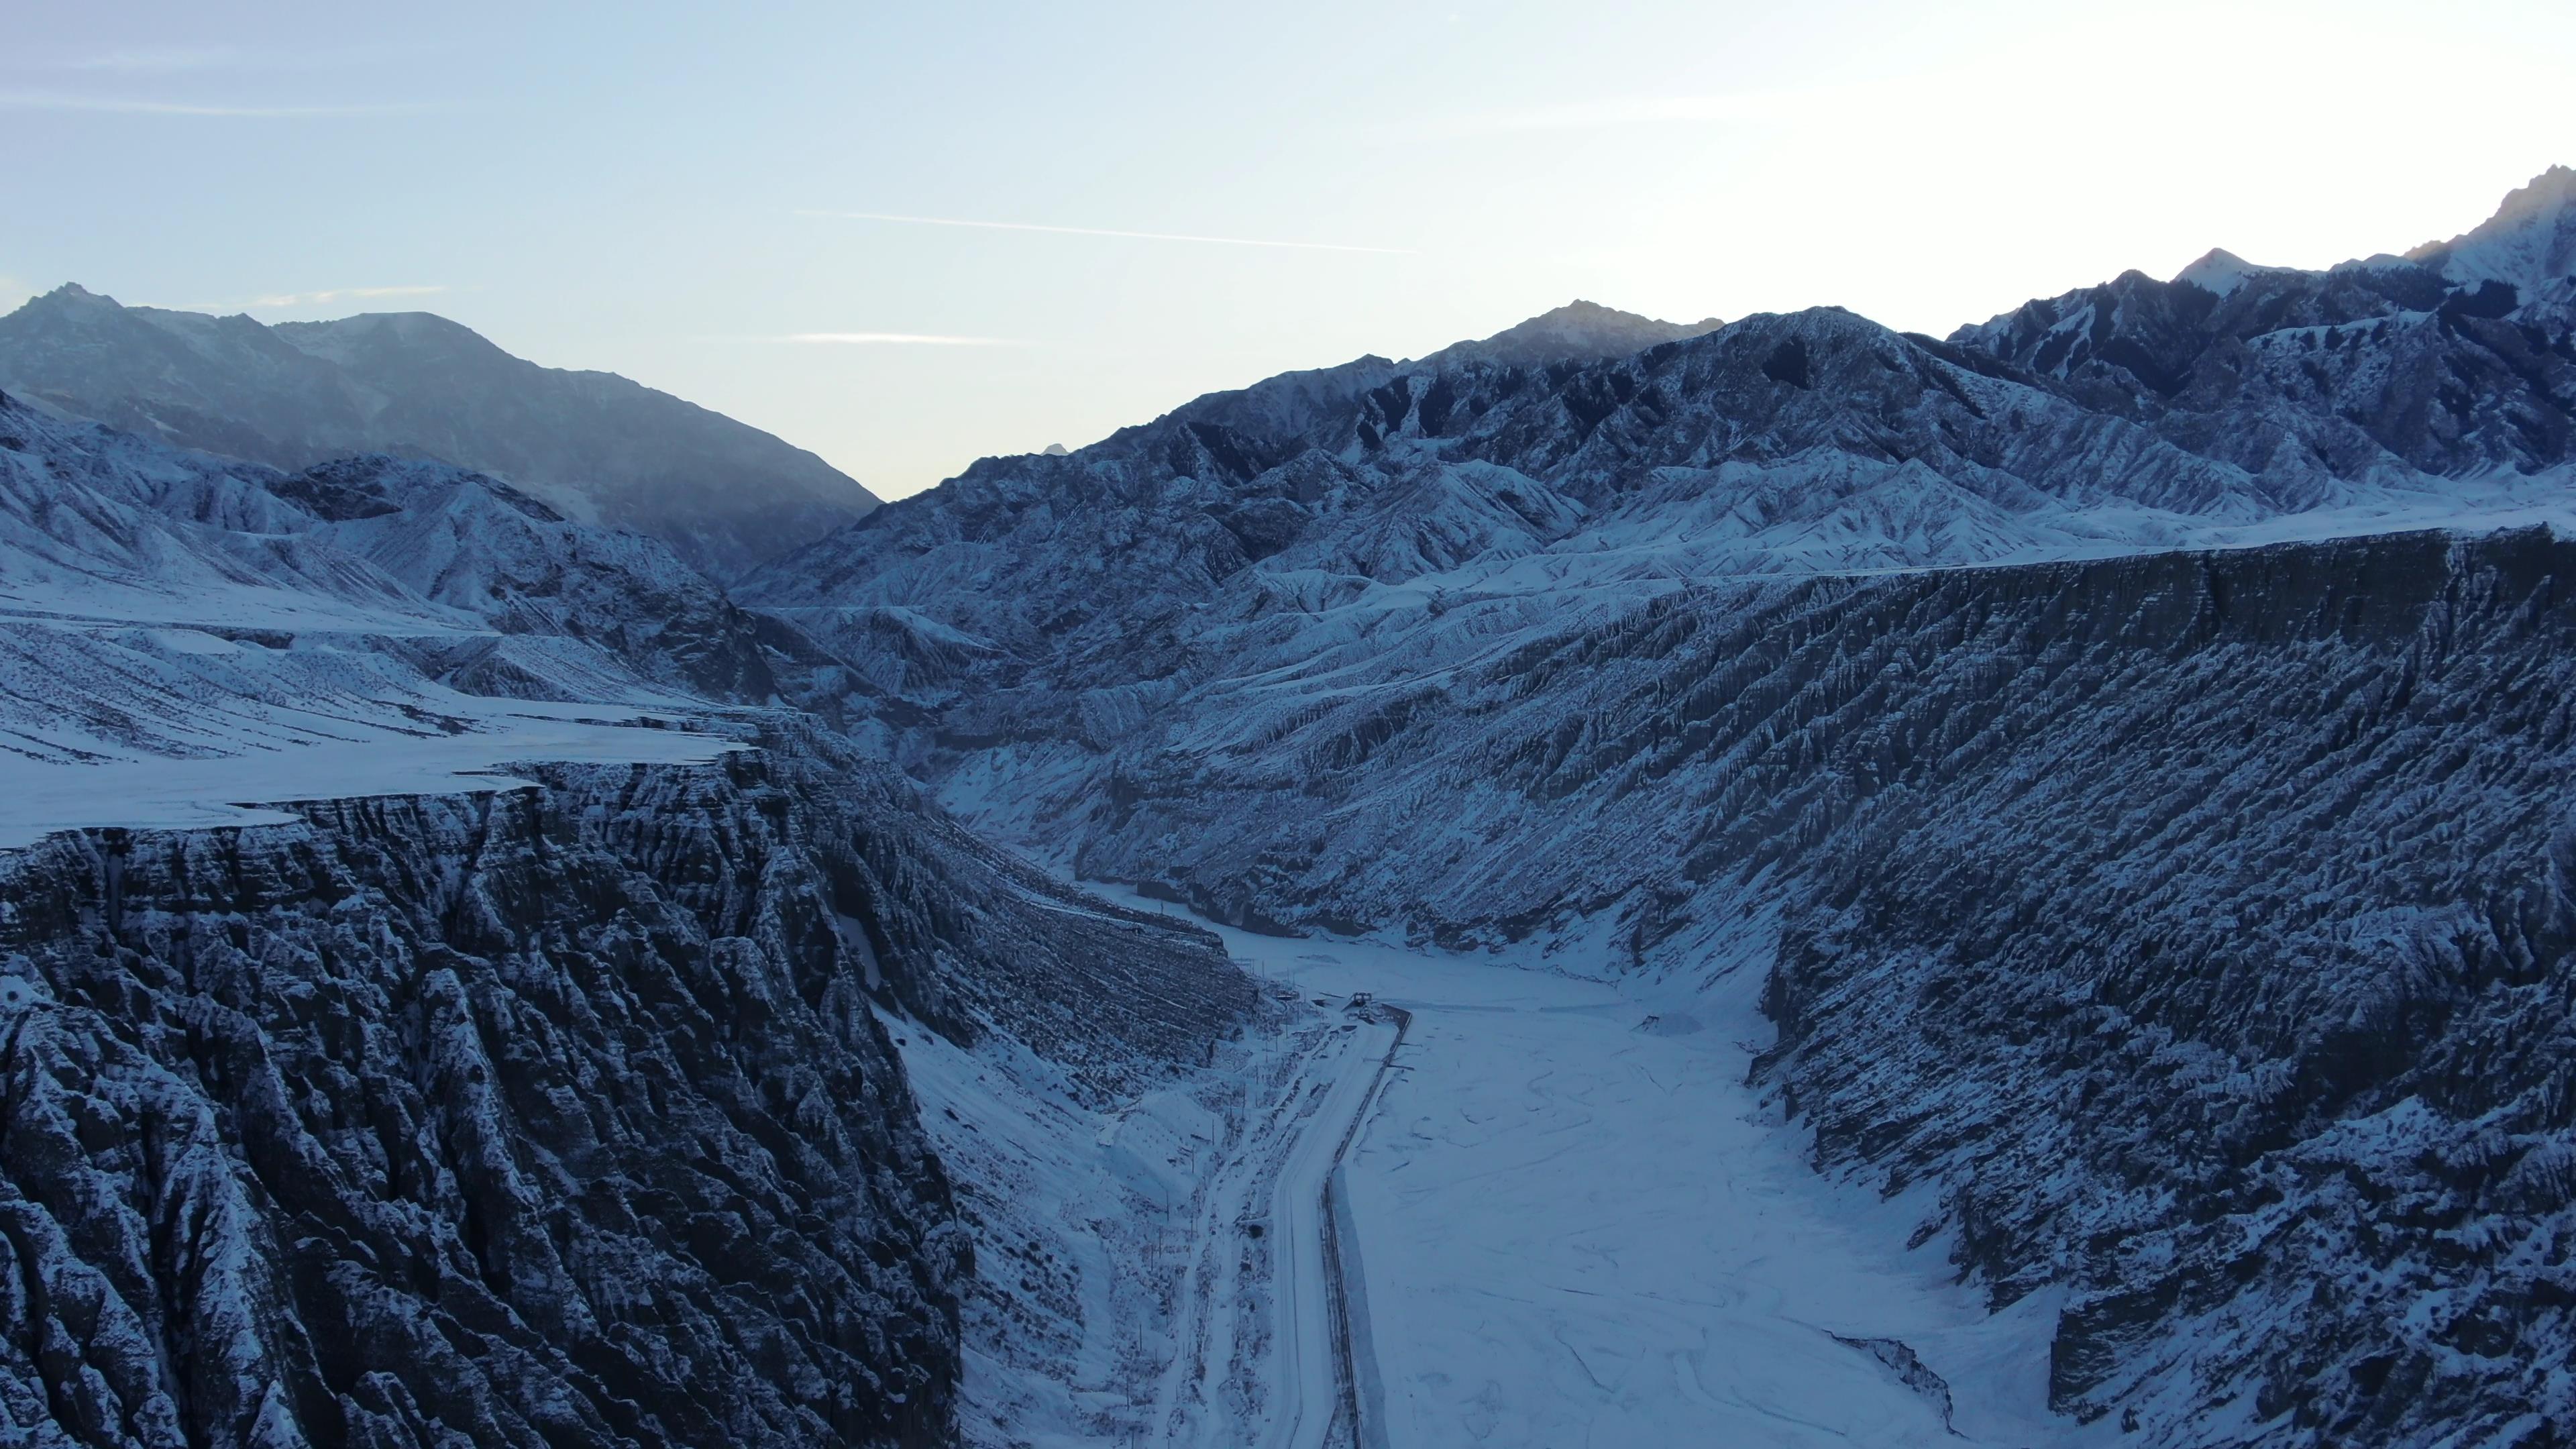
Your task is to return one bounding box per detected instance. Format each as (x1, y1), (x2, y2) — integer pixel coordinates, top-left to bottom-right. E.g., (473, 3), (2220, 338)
(0, 723), (1251, 1448)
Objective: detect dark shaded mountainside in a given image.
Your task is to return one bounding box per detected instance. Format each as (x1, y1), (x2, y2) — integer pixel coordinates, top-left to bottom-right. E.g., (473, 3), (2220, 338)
(730, 173), (2576, 1444)
(0, 392), (1256, 1448)
(0, 287), (879, 579)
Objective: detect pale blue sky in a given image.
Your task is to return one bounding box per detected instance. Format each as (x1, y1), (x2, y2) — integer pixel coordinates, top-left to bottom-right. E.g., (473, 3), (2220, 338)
(8, 1), (2573, 498)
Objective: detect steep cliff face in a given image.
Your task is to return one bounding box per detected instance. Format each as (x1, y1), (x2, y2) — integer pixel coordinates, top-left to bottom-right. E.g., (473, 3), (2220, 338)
(1751, 536), (2576, 1444)
(0, 723), (1251, 1449)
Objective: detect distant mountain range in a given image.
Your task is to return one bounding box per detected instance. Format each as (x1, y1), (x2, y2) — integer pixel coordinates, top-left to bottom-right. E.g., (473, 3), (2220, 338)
(0, 287), (879, 578)
(740, 169), (2576, 715)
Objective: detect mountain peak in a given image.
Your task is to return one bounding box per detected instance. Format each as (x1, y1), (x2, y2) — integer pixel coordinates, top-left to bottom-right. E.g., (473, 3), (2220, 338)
(29, 282), (119, 311)
(2405, 164), (2576, 290)
(2169, 248), (2284, 298)
(1412, 300), (1725, 370)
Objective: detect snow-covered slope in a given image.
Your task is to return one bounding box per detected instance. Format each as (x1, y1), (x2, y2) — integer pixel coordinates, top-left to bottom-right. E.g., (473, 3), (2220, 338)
(0, 385), (800, 828)
(0, 288), (879, 578)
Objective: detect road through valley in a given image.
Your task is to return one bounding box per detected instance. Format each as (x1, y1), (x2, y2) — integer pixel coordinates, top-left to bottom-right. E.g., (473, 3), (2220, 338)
(1196, 923), (2092, 1449)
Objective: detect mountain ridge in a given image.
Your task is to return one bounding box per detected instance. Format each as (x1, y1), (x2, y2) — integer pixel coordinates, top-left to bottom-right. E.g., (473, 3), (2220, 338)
(0, 285), (879, 579)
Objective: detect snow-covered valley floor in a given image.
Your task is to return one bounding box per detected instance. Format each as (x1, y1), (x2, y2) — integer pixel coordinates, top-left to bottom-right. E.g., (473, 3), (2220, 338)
(1185, 912), (2100, 1449)
(899, 870), (2110, 1446)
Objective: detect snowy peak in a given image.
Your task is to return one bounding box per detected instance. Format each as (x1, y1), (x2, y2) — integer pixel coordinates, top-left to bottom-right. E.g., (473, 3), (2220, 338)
(1413, 299), (1724, 370)
(2171, 247), (2289, 298)
(2410, 164), (2576, 292)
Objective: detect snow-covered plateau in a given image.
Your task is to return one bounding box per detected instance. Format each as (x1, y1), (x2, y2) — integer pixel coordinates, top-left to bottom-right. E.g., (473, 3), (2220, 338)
(8, 168), (2576, 1449)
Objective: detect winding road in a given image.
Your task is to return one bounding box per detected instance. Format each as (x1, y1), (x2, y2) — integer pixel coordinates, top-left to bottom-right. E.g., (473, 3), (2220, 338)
(1260, 1006), (1405, 1449)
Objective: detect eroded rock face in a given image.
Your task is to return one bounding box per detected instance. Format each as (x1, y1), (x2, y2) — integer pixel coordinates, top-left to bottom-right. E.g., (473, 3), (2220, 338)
(0, 727), (1250, 1448)
(1742, 531), (2576, 1442)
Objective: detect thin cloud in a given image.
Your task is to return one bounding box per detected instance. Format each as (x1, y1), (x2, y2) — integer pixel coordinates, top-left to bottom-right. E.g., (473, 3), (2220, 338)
(184, 285), (449, 311)
(36, 42), (429, 74)
(0, 91), (433, 117)
(50, 47), (247, 73)
(800, 209), (1414, 256)
(1419, 81), (1900, 137)
(765, 332), (1031, 346)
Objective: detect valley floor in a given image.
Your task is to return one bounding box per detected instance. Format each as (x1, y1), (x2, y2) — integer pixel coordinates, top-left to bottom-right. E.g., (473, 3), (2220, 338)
(905, 883), (2105, 1447)
(1191, 910), (2099, 1448)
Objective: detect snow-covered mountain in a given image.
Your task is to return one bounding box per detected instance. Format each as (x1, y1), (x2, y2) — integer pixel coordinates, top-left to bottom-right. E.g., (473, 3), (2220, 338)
(738, 180), (2576, 797)
(1948, 168), (2575, 485)
(1407, 297), (1723, 369)
(0, 286), (879, 578)
(0, 384), (783, 764)
(13, 165), (2576, 1449)
(724, 170), (2576, 1445)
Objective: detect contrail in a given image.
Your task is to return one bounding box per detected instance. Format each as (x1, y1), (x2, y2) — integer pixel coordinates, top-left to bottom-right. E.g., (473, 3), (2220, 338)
(800, 209), (1414, 256)
(0, 91), (431, 117)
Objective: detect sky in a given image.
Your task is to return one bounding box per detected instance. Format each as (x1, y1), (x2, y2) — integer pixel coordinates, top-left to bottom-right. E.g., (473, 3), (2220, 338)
(7, 1), (2575, 500)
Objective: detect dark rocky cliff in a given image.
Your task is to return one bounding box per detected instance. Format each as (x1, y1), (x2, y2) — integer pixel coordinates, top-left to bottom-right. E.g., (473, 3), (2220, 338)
(0, 723), (1250, 1448)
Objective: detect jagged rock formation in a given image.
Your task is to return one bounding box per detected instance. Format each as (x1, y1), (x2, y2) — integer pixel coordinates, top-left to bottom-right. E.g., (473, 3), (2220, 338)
(0, 741), (957, 1448)
(0, 290), (878, 578)
(1753, 531), (2576, 1444)
(0, 721), (1248, 1449)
